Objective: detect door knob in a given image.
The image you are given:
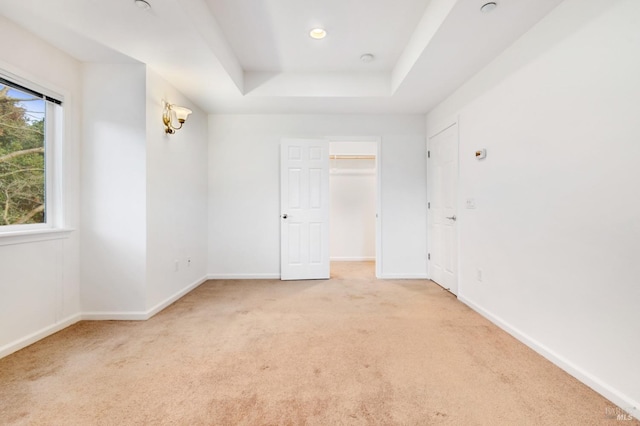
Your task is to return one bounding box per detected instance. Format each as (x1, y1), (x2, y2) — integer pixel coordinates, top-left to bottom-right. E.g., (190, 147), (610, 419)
(446, 215), (457, 221)
(281, 214), (288, 219)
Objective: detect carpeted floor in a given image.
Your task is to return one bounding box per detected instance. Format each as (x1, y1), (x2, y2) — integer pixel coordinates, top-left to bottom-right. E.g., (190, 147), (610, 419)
(0, 262), (633, 425)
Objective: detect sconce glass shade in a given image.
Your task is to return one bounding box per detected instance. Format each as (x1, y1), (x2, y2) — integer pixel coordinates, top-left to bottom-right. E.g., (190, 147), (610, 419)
(172, 106), (192, 123)
(163, 101), (192, 134)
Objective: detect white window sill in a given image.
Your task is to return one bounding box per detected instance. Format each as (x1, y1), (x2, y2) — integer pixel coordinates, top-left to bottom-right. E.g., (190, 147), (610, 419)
(0, 228), (74, 246)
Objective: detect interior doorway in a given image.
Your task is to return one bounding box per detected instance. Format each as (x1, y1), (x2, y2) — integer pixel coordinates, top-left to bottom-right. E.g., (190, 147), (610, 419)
(328, 139), (380, 277)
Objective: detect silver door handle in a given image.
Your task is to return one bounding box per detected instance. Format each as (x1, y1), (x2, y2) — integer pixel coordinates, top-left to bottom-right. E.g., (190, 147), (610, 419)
(446, 215), (457, 221)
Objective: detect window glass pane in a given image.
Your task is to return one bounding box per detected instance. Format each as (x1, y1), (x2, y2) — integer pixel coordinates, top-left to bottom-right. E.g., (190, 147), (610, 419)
(0, 83), (46, 226)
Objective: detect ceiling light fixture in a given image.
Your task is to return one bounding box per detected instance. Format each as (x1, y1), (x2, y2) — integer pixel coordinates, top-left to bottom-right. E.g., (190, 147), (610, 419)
(480, 2), (497, 13)
(163, 101), (192, 134)
(134, 0), (151, 10)
(309, 28), (327, 40)
(360, 53), (375, 63)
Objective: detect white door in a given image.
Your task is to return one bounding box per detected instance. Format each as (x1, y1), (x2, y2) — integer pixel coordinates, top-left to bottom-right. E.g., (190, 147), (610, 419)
(281, 139), (330, 280)
(428, 123), (458, 294)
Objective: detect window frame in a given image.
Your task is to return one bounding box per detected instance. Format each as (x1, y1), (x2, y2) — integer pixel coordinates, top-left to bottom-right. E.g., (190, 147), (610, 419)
(0, 69), (71, 246)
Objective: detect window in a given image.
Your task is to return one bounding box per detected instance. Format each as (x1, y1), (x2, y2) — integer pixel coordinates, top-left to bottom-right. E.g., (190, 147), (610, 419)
(0, 74), (63, 234)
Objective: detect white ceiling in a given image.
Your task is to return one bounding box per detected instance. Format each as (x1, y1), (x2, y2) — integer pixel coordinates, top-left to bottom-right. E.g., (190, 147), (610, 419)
(206, 0), (431, 72)
(0, 0), (565, 114)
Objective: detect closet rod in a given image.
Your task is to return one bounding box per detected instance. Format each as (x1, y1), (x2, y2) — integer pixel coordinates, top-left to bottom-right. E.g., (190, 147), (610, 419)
(329, 155), (375, 160)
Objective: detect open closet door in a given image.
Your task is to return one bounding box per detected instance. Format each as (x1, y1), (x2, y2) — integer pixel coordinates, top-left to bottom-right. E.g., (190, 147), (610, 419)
(280, 139), (330, 280)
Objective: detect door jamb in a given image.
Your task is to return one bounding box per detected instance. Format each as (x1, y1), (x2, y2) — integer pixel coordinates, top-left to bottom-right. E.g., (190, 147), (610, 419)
(326, 136), (382, 278)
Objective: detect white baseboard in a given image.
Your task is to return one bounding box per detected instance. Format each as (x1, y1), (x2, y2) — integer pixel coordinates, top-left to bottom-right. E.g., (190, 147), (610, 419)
(378, 273), (429, 279)
(81, 311), (149, 321)
(460, 295), (640, 421)
(1, 276), (210, 359)
(0, 313), (82, 359)
(83, 275), (209, 321)
(330, 257), (375, 262)
(145, 276), (208, 318)
(207, 273), (280, 280)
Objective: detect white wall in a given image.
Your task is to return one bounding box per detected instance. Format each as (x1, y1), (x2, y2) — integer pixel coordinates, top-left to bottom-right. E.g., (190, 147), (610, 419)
(0, 16), (82, 357)
(208, 115), (426, 278)
(427, 0), (640, 415)
(81, 63), (148, 315)
(330, 170), (376, 261)
(81, 65), (210, 318)
(145, 69), (209, 311)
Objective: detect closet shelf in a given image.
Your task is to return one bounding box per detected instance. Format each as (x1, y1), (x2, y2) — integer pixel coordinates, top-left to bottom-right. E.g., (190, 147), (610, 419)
(329, 155), (375, 160)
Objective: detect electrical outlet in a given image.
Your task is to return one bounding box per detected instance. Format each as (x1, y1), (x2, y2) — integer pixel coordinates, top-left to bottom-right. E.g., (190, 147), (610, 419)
(477, 269), (483, 282)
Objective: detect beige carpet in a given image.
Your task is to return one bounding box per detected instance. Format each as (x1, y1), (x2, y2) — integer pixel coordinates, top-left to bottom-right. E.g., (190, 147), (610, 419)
(0, 262), (633, 425)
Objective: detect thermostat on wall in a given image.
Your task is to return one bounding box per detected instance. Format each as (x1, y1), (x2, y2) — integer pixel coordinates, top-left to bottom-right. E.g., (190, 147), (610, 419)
(475, 149), (487, 160)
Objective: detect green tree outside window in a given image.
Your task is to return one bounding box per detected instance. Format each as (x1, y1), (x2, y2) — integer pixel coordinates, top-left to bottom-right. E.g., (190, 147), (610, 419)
(0, 84), (46, 226)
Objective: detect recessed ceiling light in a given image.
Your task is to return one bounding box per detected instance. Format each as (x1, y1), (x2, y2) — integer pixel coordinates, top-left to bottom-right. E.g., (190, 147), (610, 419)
(309, 28), (327, 40)
(360, 53), (375, 63)
(134, 0), (151, 10)
(481, 2), (497, 13)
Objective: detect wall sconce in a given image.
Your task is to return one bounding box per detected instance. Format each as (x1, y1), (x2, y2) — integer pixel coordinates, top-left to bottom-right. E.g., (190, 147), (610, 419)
(162, 100), (192, 134)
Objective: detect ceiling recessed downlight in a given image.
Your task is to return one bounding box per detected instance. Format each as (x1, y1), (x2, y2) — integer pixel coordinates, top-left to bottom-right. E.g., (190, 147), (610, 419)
(309, 28), (327, 40)
(134, 0), (151, 10)
(481, 2), (497, 13)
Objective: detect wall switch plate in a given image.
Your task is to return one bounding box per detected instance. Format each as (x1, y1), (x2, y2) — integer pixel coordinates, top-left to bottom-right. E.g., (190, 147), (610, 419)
(466, 198), (476, 209)
(477, 269), (483, 282)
